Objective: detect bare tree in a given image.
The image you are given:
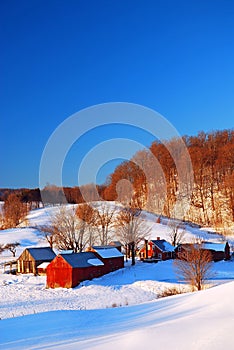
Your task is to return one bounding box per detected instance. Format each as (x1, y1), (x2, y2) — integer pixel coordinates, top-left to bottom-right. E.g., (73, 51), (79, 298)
(76, 203), (98, 248)
(38, 206), (84, 252)
(0, 244), (4, 254)
(174, 243), (213, 291)
(116, 201), (150, 265)
(167, 220), (186, 247)
(93, 203), (116, 245)
(4, 242), (20, 257)
(38, 225), (57, 249)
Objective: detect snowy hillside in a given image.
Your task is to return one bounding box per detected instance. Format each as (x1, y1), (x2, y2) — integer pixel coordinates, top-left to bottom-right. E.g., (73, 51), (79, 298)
(0, 203), (234, 349)
(1, 280), (234, 349)
(2, 202), (232, 255)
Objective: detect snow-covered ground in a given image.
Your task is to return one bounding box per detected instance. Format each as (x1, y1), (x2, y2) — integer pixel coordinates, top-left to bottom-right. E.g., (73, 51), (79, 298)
(1, 280), (234, 350)
(0, 203), (234, 349)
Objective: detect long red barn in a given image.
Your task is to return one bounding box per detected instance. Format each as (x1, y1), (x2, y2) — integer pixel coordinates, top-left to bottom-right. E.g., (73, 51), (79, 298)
(46, 252), (104, 288)
(46, 247), (124, 288)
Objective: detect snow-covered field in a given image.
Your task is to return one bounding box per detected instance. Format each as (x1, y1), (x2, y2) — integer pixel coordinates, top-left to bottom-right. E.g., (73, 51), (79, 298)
(0, 203), (234, 349)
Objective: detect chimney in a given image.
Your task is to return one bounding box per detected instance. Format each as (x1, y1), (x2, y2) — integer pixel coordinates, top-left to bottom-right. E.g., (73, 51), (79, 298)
(145, 239), (148, 259)
(157, 237), (160, 240)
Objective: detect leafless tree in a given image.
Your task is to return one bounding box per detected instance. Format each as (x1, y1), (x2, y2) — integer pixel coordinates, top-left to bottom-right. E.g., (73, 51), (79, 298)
(38, 206), (84, 252)
(38, 205), (99, 252)
(38, 225), (57, 249)
(116, 200), (150, 265)
(4, 242), (20, 257)
(93, 203), (116, 245)
(167, 220), (186, 247)
(76, 203), (98, 248)
(174, 243), (213, 291)
(0, 244), (4, 254)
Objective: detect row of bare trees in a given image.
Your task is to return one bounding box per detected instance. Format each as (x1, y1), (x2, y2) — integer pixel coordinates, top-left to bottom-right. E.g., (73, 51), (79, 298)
(39, 201), (149, 265)
(39, 202), (213, 288)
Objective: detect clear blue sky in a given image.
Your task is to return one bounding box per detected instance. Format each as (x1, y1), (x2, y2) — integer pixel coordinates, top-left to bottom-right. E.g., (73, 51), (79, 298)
(1, 0), (233, 188)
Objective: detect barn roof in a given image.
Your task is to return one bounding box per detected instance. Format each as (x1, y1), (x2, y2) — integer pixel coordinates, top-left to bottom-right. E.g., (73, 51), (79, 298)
(202, 242), (226, 252)
(60, 252), (104, 268)
(176, 242), (226, 252)
(27, 247), (56, 261)
(93, 247), (124, 258)
(151, 240), (175, 252)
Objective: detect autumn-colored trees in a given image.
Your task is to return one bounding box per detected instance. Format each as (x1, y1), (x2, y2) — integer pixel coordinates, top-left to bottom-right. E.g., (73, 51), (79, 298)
(2, 193), (29, 228)
(1, 129), (232, 229)
(186, 130), (234, 228)
(104, 129), (234, 229)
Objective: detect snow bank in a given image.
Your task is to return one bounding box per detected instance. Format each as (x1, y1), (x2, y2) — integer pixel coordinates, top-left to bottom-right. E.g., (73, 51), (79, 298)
(0, 281), (233, 350)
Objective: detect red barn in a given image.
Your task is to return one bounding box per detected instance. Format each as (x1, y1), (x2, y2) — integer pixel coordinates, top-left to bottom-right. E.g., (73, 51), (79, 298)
(46, 252), (104, 288)
(91, 246), (124, 273)
(175, 242), (230, 262)
(139, 238), (175, 261)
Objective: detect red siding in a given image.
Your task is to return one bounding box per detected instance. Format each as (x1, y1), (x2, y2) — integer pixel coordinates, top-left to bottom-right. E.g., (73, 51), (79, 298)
(92, 253), (124, 273)
(47, 256), (106, 288)
(46, 256), (73, 288)
(72, 265), (104, 287)
(139, 242), (174, 260)
(47, 253), (124, 289)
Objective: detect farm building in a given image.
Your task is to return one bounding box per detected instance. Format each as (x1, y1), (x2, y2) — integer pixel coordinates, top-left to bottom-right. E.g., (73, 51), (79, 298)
(175, 242), (230, 262)
(37, 262), (50, 276)
(139, 238), (175, 261)
(46, 252), (104, 288)
(108, 241), (122, 252)
(17, 247), (56, 275)
(90, 246), (124, 273)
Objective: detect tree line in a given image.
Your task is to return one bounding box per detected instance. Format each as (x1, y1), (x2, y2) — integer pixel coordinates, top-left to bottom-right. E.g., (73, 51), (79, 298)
(103, 129), (234, 231)
(1, 129), (233, 230)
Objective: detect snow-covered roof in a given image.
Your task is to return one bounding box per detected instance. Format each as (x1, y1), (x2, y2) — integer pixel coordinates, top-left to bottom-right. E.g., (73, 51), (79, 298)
(60, 250), (73, 255)
(151, 240), (175, 252)
(177, 243), (226, 252)
(87, 259), (104, 266)
(93, 247), (124, 259)
(37, 262), (50, 269)
(26, 247), (56, 261)
(60, 252), (104, 268)
(202, 243), (226, 252)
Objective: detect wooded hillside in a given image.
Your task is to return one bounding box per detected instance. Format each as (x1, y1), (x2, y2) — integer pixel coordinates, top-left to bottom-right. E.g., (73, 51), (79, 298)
(103, 129), (234, 231)
(1, 129), (233, 231)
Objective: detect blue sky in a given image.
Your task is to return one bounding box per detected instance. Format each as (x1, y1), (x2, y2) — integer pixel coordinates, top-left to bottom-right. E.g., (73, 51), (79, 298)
(1, 0), (233, 188)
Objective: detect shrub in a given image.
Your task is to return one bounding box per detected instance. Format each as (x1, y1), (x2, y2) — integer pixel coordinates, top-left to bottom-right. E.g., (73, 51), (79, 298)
(157, 286), (185, 298)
